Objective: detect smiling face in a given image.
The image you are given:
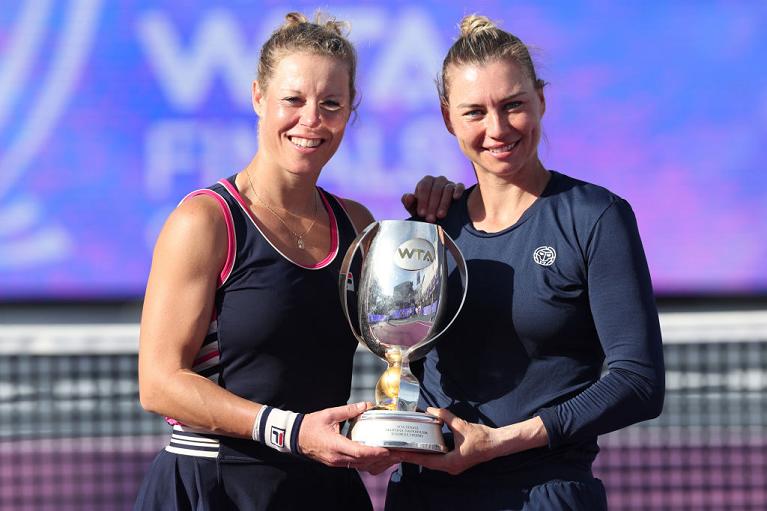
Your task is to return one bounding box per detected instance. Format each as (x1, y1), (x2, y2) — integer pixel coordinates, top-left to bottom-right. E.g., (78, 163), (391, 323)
(442, 58), (545, 181)
(252, 52), (351, 177)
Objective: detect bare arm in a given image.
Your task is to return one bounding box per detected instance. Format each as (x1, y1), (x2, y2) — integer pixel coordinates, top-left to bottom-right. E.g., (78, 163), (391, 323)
(139, 194), (391, 467)
(138, 195), (258, 437)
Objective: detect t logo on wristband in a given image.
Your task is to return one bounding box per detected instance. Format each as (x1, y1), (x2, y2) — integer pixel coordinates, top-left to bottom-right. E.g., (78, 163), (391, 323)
(271, 426), (286, 448)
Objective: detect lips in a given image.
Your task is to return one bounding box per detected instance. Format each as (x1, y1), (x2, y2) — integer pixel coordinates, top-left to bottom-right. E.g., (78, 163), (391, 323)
(288, 136), (323, 148)
(486, 140), (519, 154)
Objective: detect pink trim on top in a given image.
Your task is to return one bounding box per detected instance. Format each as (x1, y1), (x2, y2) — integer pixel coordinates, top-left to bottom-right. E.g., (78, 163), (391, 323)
(193, 350), (220, 366)
(180, 189), (236, 288)
(314, 191), (339, 267)
(218, 178), (339, 270)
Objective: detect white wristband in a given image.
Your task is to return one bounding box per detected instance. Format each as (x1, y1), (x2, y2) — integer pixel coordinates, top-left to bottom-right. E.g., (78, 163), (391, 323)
(252, 406), (304, 454)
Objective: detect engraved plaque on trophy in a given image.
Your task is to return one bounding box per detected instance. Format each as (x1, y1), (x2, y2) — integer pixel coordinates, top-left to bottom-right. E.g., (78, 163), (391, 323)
(339, 220), (467, 453)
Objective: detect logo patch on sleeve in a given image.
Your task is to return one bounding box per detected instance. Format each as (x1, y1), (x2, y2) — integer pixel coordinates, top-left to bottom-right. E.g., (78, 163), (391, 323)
(533, 246), (556, 266)
(270, 426), (286, 448)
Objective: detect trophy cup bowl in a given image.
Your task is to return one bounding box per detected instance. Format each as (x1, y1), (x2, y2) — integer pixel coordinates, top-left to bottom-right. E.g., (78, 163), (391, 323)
(339, 220), (467, 453)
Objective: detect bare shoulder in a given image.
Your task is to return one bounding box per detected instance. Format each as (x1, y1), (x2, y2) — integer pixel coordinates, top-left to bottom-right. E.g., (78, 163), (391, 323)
(337, 197), (375, 233)
(153, 194), (228, 271)
(172, 194), (226, 228)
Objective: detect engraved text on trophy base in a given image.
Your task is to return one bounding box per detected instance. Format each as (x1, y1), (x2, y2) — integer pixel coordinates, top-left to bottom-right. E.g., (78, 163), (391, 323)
(349, 411), (447, 453)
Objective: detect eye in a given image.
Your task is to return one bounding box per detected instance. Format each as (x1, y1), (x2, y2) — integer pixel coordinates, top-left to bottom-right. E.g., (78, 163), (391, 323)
(282, 96), (303, 105)
(462, 109), (484, 118)
(504, 101), (522, 110)
(321, 100), (342, 112)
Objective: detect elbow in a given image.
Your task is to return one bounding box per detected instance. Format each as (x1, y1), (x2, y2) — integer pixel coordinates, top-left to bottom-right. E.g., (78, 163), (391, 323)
(138, 372), (166, 415)
(137, 357), (184, 416)
(139, 389), (158, 414)
(638, 372), (665, 421)
(615, 366), (665, 422)
(139, 384), (159, 414)
(643, 381), (665, 420)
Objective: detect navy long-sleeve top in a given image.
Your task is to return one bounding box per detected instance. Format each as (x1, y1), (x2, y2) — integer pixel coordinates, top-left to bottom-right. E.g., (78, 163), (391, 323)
(413, 171), (665, 475)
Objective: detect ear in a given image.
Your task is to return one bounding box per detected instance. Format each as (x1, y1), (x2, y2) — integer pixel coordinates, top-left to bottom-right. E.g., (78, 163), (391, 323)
(252, 80), (264, 116)
(441, 104), (455, 136)
(537, 87), (546, 117)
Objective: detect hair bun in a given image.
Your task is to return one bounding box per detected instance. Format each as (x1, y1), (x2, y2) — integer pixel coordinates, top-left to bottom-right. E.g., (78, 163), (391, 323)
(320, 17), (349, 37)
(282, 11), (349, 37)
(459, 14), (497, 38)
(283, 12), (309, 28)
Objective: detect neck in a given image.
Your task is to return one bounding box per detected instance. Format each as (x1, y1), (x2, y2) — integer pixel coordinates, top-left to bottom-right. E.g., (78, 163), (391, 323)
(468, 160), (550, 230)
(242, 153), (319, 215)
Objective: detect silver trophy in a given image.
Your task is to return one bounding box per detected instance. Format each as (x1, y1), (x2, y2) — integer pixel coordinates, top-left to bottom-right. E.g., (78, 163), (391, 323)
(339, 220), (467, 453)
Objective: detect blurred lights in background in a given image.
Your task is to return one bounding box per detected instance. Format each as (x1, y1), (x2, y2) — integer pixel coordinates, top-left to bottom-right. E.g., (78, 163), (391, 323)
(0, 1), (766, 298)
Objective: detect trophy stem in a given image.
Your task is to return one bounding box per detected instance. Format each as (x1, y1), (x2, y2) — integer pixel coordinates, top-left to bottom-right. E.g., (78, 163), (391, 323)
(396, 357), (420, 412)
(374, 347), (420, 412)
(374, 348), (401, 410)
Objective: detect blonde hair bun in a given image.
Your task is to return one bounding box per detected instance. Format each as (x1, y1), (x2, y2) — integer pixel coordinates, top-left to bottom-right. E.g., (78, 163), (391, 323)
(283, 12), (309, 27)
(282, 11), (349, 37)
(459, 14), (497, 38)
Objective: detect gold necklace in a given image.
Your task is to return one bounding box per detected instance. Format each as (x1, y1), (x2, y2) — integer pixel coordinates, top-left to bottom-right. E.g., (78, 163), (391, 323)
(245, 169), (318, 250)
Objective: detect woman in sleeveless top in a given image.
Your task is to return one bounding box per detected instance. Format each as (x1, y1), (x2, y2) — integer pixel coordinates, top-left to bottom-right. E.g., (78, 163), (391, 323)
(134, 11), (461, 511)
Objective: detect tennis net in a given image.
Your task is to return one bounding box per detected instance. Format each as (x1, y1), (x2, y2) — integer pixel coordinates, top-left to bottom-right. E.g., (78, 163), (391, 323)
(0, 309), (765, 510)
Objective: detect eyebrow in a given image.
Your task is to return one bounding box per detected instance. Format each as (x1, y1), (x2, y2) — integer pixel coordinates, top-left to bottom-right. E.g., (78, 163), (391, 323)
(278, 88), (343, 99)
(456, 92), (526, 109)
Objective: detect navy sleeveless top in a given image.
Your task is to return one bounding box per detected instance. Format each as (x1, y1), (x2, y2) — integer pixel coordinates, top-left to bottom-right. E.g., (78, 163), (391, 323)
(173, 175), (362, 462)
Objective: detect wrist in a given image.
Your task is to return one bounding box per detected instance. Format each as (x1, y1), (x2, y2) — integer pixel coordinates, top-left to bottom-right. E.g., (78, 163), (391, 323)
(495, 417), (549, 457)
(252, 406), (305, 454)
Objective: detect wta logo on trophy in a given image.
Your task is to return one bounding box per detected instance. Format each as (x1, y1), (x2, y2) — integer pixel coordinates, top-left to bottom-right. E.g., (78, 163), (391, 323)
(395, 238), (436, 270)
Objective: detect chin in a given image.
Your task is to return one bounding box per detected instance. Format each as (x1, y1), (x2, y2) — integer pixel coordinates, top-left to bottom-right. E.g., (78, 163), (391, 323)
(478, 163), (524, 179)
(285, 161), (326, 177)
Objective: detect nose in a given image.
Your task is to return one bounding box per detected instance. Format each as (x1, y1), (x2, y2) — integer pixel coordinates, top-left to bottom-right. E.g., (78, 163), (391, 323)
(485, 111), (511, 138)
(299, 102), (321, 128)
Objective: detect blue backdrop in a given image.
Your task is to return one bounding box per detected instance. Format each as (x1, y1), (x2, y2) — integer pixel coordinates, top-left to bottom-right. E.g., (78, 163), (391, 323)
(1, 0), (766, 298)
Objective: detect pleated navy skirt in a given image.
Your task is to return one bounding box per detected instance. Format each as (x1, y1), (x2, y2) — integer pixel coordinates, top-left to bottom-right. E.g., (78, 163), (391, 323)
(385, 462), (607, 511)
(134, 450), (372, 511)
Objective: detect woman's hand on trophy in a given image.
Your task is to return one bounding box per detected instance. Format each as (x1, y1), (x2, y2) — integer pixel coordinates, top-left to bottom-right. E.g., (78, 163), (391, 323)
(402, 175), (465, 223)
(397, 409), (550, 475)
(297, 401), (392, 469)
(396, 407), (499, 475)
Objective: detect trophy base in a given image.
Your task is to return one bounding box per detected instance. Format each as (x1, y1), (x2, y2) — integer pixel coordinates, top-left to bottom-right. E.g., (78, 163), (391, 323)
(349, 410), (447, 453)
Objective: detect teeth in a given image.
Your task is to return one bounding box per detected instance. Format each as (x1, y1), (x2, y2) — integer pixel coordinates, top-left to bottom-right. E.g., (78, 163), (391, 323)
(488, 142), (517, 154)
(290, 136), (321, 148)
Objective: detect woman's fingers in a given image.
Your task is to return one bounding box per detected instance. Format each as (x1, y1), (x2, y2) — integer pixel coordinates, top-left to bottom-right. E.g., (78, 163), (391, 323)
(406, 176), (465, 221)
(401, 193), (417, 216)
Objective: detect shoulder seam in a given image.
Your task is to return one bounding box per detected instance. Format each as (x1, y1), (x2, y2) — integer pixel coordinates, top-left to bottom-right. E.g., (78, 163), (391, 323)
(583, 195), (624, 258)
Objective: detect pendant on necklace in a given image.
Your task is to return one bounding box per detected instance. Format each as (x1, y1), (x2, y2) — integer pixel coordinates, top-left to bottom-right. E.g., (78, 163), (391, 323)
(297, 237), (305, 249)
